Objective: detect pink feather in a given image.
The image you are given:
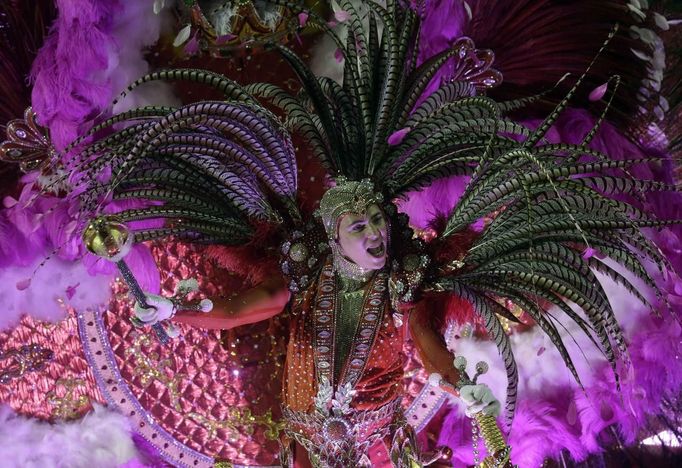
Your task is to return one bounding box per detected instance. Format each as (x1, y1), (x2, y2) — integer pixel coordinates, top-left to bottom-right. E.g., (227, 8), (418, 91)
(387, 127), (411, 146)
(589, 82), (609, 101)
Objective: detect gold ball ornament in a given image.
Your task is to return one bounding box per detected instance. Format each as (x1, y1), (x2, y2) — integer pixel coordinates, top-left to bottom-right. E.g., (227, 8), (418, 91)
(453, 355), (468, 372)
(82, 216), (133, 262)
(475, 361), (489, 375)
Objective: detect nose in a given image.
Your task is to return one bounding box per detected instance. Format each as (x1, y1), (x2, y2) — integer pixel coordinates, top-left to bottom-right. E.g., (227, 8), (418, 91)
(367, 224), (380, 239)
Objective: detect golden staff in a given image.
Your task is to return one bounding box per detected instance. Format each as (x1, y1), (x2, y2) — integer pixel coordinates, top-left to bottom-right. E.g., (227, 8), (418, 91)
(82, 216), (207, 344)
(430, 356), (513, 468)
(83, 216), (172, 344)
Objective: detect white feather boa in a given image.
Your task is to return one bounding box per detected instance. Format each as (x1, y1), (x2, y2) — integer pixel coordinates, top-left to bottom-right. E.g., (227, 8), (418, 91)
(0, 404), (141, 468)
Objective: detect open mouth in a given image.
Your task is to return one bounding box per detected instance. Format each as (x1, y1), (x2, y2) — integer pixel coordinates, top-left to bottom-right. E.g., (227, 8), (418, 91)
(367, 244), (385, 258)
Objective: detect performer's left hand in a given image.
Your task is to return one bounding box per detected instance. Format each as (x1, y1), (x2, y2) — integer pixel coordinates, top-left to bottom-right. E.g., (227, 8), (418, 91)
(134, 294), (177, 325)
(460, 384), (501, 418)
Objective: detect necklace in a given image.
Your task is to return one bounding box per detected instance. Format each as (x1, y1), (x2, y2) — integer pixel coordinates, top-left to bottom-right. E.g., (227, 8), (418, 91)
(330, 241), (374, 283)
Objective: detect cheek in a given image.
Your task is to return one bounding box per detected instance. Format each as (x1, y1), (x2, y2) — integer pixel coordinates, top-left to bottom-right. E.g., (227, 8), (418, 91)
(339, 233), (363, 254)
(352, 236), (368, 252)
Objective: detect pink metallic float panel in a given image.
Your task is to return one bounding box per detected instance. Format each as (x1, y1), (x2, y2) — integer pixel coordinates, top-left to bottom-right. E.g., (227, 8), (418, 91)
(0, 240), (443, 466)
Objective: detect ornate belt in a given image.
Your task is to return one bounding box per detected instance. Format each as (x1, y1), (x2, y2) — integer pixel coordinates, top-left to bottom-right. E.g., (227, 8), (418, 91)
(282, 397), (402, 467)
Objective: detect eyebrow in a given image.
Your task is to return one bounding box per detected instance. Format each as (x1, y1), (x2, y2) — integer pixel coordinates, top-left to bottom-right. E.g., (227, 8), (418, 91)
(348, 211), (382, 226)
(347, 219), (366, 227)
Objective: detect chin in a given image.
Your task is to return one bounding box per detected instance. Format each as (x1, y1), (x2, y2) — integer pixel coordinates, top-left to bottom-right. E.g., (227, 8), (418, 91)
(367, 256), (387, 270)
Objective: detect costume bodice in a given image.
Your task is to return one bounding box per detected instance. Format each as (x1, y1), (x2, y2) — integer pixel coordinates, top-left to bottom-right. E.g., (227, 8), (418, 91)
(282, 263), (405, 413)
(280, 262), (407, 467)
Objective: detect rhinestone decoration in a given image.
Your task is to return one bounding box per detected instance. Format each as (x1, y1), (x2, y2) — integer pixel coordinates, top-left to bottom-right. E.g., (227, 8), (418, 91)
(47, 378), (90, 420)
(283, 397), (402, 466)
(289, 243), (309, 262)
(442, 37), (503, 90)
(280, 241), (291, 255)
(0, 344), (54, 385)
(317, 178), (383, 238)
(323, 417), (351, 442)
(279, 222), (327, 293)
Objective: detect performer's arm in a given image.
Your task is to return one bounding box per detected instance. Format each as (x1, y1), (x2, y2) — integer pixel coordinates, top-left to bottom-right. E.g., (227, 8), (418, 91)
(408, 302), (461, 396)
(173, 276), (290, 330)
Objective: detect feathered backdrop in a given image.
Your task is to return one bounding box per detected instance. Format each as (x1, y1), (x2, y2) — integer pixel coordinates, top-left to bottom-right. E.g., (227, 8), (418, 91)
(0, 1), (681, 467)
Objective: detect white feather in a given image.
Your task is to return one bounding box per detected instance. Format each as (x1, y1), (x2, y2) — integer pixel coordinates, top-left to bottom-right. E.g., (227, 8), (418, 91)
(0, 256), (112, 332)
(0, 404), (141, 467)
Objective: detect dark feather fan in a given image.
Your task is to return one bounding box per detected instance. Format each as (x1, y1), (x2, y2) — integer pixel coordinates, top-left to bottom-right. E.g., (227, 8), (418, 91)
(461, 0), (663, 136)
(0, 0), (56, 124)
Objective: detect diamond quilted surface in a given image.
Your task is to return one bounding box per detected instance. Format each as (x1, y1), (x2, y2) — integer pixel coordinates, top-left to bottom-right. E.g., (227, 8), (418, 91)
(103, 241), (287, 465)
(0, 312), (105, 420)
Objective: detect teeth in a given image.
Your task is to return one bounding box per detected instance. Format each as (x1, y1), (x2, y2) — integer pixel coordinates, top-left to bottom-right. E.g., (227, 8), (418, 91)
(368, 245), (384, 256)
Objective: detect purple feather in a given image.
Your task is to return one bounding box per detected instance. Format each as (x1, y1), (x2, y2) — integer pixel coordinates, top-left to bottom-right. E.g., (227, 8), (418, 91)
(581, 247), (596, 259)
(589, 82), (609, 102)
(30, 0), (122, 150)
(413, 0), (469, 101)
(130, 430), (167, 467)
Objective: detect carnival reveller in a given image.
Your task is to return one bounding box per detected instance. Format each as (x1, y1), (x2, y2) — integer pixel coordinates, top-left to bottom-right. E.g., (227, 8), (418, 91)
(135, 179), (501, 466)
(278, 180), (498, 466)
(68, 1), (678, 466)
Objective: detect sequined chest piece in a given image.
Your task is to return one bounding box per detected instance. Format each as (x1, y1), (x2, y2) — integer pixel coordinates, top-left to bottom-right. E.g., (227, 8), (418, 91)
(282, 263), (401, 467)
(312, 263), (387, 390)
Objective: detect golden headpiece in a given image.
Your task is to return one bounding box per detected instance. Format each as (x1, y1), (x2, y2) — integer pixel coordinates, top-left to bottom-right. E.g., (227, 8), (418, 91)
(317, 178), (384, 239)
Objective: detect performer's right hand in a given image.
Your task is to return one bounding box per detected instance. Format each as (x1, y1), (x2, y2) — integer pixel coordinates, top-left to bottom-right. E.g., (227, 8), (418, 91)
(134, 294), (176, 325)
(460, 383), (501, 418)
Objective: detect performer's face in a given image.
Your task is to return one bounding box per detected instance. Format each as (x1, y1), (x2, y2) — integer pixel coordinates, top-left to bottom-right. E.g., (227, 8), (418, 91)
(336, 204), (388, 270)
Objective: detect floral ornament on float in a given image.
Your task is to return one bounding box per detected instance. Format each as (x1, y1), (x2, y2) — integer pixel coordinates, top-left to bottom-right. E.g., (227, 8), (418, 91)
(168, 0), (325, 57)
(0, 344), (54, 385)
(444, 37), (502, 90)
(0, 107), (55, 173)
